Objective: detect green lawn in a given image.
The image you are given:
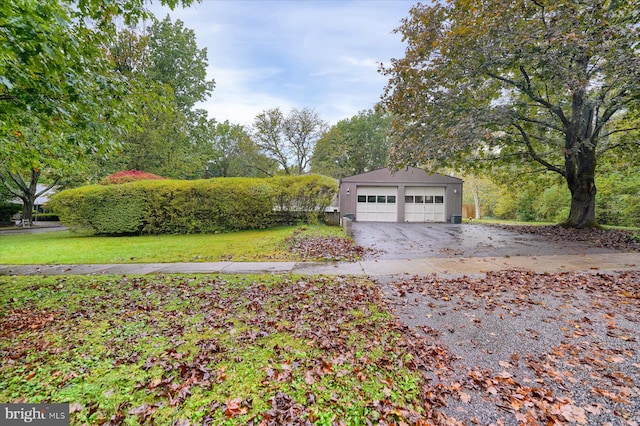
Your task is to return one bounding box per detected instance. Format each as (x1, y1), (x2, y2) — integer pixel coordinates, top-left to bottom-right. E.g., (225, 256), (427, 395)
(0, 274), (435, 425)
(0, 226), (343, 264)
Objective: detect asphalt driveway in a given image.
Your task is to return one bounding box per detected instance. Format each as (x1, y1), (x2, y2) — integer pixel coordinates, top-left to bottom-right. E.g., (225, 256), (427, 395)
(351, 222), (623, 259)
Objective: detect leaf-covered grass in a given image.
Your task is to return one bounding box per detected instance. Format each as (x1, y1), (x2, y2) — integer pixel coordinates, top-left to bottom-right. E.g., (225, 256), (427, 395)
(0, 274), (439, 425)
(0, 226), (346, 264)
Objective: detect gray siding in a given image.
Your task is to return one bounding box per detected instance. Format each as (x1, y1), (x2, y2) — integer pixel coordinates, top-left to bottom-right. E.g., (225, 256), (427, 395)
(339, 167), (463, 223)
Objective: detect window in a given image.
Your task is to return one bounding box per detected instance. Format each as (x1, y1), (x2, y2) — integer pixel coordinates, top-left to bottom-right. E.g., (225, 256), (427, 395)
(357, 195), (366, 203)
(367, 195), (376, 203)
(425, 196), (433, 203)
(387, 196), (396, 203)
(377, 195), (386, 203)
(435, 196), (444, 203)
(415, 195), (424, 203)
(404, 195), (413, 203)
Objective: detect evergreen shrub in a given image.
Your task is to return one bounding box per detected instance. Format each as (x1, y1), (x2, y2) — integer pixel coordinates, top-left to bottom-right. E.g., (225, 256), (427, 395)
(0, 202), (21, 222)
(49, 175), (337, 235)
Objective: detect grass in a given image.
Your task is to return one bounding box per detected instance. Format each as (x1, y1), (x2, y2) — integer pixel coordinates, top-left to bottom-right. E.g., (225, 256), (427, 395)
(0, 225), (344, 264)
(0, 274), (429, 425)
(465, 218), (557, 226)
(467, 217), (640, 231)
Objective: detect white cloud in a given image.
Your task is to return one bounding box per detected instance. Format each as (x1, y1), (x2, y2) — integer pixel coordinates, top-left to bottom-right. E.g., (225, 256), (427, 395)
(148, 0), (411, 126)
(196, 66), (294, 126)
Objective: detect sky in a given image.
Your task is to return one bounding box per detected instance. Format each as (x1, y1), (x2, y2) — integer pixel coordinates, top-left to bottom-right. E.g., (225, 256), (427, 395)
(148, 0), (413, 126)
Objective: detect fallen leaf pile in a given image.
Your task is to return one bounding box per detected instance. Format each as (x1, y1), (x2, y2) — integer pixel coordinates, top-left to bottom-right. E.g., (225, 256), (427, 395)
(3, 268), (638, 425)
(489, 224), (640, 252)
(382, 269), (640, 425)
(285, 231), (376, 261)
(0, 274), (451, 425)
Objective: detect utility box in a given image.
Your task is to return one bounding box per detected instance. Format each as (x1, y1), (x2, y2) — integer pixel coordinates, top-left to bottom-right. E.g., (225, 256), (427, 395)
(342, 216), (354, 237)
(450, 215), (462, 224)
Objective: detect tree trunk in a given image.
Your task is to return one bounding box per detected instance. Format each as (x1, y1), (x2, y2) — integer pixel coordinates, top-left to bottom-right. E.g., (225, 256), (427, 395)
(20, 170), (40, 227)
(563, 96), (598, 229)
(473, 184), (481, 219)
(21, 195), (36, 226)
(0, 168), (54, 227)
(565, 176), (597, 228)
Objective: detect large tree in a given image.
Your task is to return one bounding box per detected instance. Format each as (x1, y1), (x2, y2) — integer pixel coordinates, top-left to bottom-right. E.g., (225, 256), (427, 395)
(0, 114), (84, 224)
(311, 109), (391, 179)
(253, 107), (327, 175)
(0, 0), (197, 225)
(145, 15), (215, 112)
(381, 0), (639, 228)
(200, 120), (276, 178)
(103, 16), (215, 179)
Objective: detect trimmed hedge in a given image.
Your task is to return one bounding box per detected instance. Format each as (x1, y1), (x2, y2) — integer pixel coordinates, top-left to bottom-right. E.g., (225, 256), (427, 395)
(33, 213), (60, 221)
(0, 202), (22, 222)
(48, 175), (337, 235)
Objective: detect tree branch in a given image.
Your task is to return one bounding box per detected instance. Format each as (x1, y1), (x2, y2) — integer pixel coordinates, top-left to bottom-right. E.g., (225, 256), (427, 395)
(0, 170), (24, 199)
(487, 70), (570, 128)
(513, 123), (565, 176)
(593, 92), (632, 138)
(36, 177), (60, 198)
(601, 126), (640, 139)
(597, 139), (640, 156)
(511, 113), (565, 133)
(530, 0), (548, 29)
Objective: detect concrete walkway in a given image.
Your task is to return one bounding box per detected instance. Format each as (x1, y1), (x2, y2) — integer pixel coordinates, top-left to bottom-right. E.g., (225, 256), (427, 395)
(1, 252), (638, 277)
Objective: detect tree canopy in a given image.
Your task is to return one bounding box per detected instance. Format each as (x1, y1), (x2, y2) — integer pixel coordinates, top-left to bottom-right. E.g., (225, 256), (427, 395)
(0, 0), (198, 224)
(145, 15), (215, 111)
(103, 17), (214, 179)
(311, 109), (391, 179)
(381, 0), (639, 228)
(253, 107), (327, 175)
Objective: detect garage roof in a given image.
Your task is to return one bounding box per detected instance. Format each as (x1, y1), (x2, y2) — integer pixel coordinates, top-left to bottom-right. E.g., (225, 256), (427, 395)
(341, 167), (463, 184)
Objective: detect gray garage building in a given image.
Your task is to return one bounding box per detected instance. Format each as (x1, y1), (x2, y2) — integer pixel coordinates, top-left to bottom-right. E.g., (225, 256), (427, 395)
(339, 167), (463, 223)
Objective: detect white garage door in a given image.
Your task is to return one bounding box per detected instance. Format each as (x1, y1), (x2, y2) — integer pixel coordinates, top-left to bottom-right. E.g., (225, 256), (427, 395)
(404, 187), (445, 222)
(356, 187), (397, 222)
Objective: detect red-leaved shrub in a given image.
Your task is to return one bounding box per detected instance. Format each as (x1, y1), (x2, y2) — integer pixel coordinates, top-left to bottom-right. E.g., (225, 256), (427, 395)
(100, 170), (166, 185)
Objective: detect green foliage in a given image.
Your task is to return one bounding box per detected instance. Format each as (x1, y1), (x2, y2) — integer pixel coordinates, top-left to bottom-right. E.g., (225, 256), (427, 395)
(311, 109), (391, 179)
(49, 176), (338, 235)
(270, 175), (337, 224)
(596, 167), (640, 228)
(1, 0), (199, 225)
(198, 120), (276, 178)
(145, 15), (215, 112)
(491, 189), (517, 220)
(101, 16), (217, 180)
(515, 189), (537, 222)
(253, 107), (327, 175)
(32, 212), (59, 221)
(49, 184), (146, 235)
(381, 0), (639, 227)
(141, 178), (275, 234)
(1, 1), (126, 145)
(534, 186), (571, 223)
